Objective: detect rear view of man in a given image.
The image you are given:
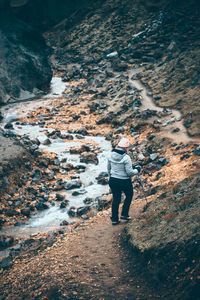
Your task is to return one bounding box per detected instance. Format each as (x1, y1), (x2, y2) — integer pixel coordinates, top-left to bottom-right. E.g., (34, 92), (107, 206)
(107, 138), (138, 225)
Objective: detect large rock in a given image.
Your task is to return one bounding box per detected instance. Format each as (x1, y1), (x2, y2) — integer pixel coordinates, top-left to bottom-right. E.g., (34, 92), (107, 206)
(0, 9), (52, 104)
(0, 235), (14, 250)
(80, 152), (99, 165)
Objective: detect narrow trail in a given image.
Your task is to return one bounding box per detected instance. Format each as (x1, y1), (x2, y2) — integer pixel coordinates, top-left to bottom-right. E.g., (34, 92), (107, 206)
(128, 69), (200, 143)
(1, 202), (162, 300)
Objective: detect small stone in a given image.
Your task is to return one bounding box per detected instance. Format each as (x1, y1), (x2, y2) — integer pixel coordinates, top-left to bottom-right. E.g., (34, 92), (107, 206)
(150, 153), (158, 161)
(107, 51), (118, 58)
(60, 201), (68, 209)
(60, 220), (69, 226)
(138, 153), (145, 160)
(21, 207), (31, 217)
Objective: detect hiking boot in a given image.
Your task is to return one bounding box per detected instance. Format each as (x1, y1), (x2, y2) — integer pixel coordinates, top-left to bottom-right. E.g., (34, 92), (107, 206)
(112, 220), (120, 225)
(120, 216), (132, 221)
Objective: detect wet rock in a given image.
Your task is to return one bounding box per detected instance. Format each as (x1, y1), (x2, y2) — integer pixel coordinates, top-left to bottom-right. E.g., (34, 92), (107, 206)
(29, 144), (39, 153)
(96, 172), (109, 185)
(76, 164), (86, 171)
(65, 180), (82, 190)
(60, 201), (69, 209)
(42, 138), (51, 145)
(75, 134), (84, 139)
(72, 189), (87, 196)
(80, 144), (91, 152)
(80, 152), (98, 164)
(95, 195), (111, 211)
(68, 207), (76, 217)
(70, 148), (81, 154)
(0, 235), (14, 250)
(61, 133), (74, 140)
(35, 202), (49, 211)
(4, 123), (14, 130)
(54, 182), (64, 191)
(56, 193), (65, 201)
(60, 220), (69, 226)
(75, 127), (88, 136)
(20, 207), (31, 217)
(54, 158), (60, 166)
(31, 138), (40, 145)
(77, 205), (91, 217)
(47, 129), (61, 139)
(83, 197), (93, 204)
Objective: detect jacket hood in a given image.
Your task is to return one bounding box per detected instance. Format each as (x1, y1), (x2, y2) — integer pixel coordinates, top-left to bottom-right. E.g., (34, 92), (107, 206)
(109, 148), (127, 163)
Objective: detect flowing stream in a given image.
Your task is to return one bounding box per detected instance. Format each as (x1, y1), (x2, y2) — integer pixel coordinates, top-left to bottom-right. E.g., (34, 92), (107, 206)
(0, 77), (111, 241)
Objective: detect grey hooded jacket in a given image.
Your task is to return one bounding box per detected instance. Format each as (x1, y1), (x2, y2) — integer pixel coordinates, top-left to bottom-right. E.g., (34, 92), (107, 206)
(107, 148), (138, 180)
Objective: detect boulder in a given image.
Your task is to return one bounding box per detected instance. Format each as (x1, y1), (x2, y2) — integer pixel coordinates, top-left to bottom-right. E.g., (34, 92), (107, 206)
(80, 152), (98, 165)
(56, 193), (65, 201)
(68, 207), (76, 217)
(77, 205), (91, 217)
(0, 235), (14, 250)
(72, 189), (87, 196)
(65, 180), (82, 190)
(35, 202), (49, 211)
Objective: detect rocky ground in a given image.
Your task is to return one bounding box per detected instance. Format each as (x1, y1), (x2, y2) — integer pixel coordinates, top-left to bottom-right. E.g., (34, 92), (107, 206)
(0, 0), (200, 299)
(49, 0), (200, 136)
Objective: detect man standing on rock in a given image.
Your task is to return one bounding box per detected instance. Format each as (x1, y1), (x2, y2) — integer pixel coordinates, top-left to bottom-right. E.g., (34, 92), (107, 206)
(107, 138), (138, 225)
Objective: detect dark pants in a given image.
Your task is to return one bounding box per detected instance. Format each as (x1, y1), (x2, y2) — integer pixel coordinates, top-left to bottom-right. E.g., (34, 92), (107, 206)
(109, 177), (133, 221)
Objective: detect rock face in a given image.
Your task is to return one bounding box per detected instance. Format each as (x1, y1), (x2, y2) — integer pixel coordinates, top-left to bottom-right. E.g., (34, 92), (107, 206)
(0, 9), (52, 104)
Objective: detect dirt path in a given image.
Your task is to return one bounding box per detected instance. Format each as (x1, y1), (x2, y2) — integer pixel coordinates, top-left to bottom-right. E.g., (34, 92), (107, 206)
(0, 201), (162, 300)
